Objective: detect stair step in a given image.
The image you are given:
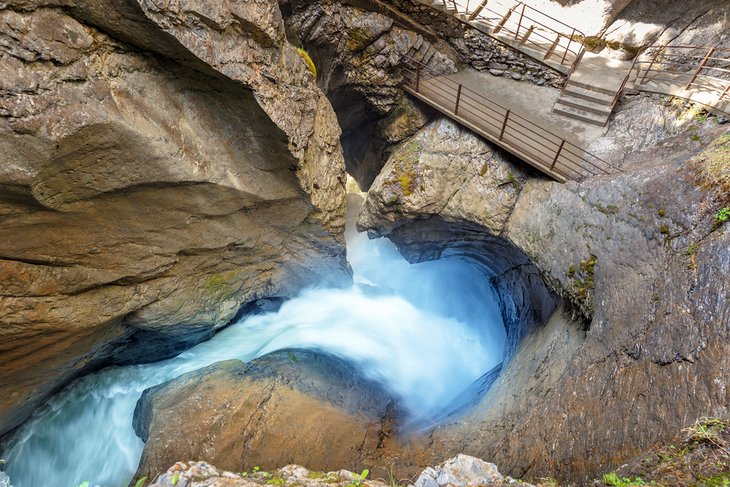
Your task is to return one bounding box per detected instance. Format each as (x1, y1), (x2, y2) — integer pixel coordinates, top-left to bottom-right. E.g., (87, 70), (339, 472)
(555, 96), (613, 116)
(563, 84), (614, 105)
(553, 105), (608, 126)
(565, 78), (617, 97)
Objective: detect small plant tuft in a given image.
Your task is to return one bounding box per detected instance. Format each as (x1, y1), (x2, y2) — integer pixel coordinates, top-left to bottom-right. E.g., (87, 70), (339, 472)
(297, 47), (317, 77)
(135, 476), (149, 487)
(715, 207), (730, 229)
(348, 469), (369, 487)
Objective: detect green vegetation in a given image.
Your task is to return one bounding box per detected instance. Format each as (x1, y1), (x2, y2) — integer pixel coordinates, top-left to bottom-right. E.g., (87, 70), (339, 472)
(689, 133), (730, 198)
(172, 471), (179, 485)
(297, 47), (317, 77)
(691, 133), (702, 142)
(594, 418), (730, 487)
(384, 139), (422, 201)
(506, 170), (520, 191)
(74, 482), (89, 487)
(134, 477), (148, 487)
(348, 469), (369, 487)
(596, 204), (619, 215)
(567, 255), (597, 302)
(602, 472), (647, 486)
(657, 209), (666, 217)
(715, 207), (730, 228)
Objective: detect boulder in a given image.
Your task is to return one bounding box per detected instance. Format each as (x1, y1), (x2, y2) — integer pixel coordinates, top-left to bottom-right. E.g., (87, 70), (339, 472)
(133, 350), (398, 480)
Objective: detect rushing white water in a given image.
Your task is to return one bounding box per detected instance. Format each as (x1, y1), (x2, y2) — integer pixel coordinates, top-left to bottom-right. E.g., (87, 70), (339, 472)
(1, 196), (506, 487)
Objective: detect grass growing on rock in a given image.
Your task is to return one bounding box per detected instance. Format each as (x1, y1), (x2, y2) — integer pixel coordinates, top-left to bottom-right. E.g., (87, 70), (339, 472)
(565, 255), (597, 316)
(590, 417), (730, 487)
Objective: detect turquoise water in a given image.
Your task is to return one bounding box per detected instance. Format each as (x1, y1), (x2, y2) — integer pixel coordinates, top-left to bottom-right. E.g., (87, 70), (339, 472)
(1, 202), (505, 487)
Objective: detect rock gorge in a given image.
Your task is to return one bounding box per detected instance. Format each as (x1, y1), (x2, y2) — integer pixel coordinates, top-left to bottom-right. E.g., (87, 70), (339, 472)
(0, 0), (728, 485)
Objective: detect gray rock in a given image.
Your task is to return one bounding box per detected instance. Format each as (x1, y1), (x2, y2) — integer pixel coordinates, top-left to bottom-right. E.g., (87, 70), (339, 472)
(413, 454), (531, 487)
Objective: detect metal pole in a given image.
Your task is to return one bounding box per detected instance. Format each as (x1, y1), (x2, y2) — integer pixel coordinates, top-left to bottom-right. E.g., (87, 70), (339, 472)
(455, 84), (463, 115)
(721, 80), (730, 101)
(551, 139), (565, 170)
(515, 3), (525, 41)
(499, 110), (510, 140)
(640, 45), (664, 85)
(685, 46), (715, 90)
(561, 28), (574, 65)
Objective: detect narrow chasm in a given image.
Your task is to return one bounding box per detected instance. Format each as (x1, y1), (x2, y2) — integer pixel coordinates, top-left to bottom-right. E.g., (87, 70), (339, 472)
(0, 189), (555, 487)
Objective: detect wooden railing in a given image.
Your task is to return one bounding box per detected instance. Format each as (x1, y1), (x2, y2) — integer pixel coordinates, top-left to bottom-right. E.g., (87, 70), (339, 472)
(422, 0), (587, 73)
(403, 58), (621, 182)
(636, 45), (730, 108)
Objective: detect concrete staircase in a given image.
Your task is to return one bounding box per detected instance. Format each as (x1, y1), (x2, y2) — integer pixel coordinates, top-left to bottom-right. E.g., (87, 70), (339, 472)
(553, 80), (616, 126)
(551, 51), (635, 127)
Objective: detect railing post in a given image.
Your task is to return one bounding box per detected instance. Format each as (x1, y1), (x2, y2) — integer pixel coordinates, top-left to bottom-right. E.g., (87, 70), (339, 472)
(721, 80), (730, 101)
(685, 46), (715, 90)
(455, 83), (463, 115)
(551, 139), (565, 170)
(416, 65), (421, 92)
(499, 110), (510, 140)
(640, 45), (664, 85)
(468, 0), (488, 21)
(514, 3), (526, 41)
(561, 28), (575, 65)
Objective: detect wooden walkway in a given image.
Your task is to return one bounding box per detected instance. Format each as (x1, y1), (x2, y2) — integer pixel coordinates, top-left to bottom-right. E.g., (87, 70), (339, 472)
(402, 61), (621, 182)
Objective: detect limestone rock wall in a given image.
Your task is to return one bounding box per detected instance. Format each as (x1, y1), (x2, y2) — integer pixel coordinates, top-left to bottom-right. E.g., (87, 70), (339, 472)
(0, 0), (349, 436)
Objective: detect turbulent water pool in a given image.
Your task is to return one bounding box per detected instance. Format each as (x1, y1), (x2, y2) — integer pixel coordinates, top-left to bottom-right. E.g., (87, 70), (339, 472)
(1, 198), (507, 487)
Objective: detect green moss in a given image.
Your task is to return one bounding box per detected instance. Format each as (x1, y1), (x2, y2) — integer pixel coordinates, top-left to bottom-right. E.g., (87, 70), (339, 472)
(596, 204), (620, 215)
(566, 255), (597, 312)
(201, 270), (242, 300)
(602, 472), (647, 486)
(397, 171), (416, 196)
(384, 139), (423, 201)
(657, 209), (666, 217)
(698, 472), (730, 487)
(296, 47), (317, 77)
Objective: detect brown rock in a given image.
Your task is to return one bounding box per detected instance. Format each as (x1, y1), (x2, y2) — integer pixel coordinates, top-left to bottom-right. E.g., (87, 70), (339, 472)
(133, 350), (397, 480)
(0, 0), (348, 436)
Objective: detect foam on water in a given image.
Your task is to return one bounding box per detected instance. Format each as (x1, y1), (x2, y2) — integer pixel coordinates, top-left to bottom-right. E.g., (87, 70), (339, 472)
(1, 197), (506, 487)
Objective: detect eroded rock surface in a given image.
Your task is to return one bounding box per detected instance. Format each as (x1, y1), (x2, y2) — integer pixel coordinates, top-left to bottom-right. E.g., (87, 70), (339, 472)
(133, 350), (397, 480)
(359, 117), (729, 481)
(0, 0), (348, 436)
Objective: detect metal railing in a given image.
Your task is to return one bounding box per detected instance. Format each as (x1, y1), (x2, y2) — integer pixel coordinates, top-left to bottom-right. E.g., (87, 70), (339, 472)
(403, 58), (622, 182)
(635, 45), (730, 108)
(420, 0), (587, 73)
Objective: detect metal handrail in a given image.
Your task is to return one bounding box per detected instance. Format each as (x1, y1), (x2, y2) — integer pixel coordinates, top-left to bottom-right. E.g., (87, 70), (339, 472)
(635, 44), (730, 107)
(402, 57), (622, 181)
(419, 0), (587, 72)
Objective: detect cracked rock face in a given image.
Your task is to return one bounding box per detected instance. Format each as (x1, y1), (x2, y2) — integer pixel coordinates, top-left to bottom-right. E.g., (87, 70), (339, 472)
(0, 0), (348, 436)
(132, 350), (397, 481)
